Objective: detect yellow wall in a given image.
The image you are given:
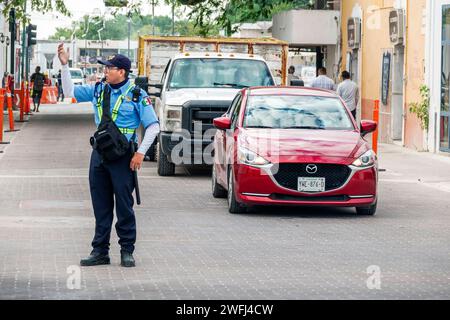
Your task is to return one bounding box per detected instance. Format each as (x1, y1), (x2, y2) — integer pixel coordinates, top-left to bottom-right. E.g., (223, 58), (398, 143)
(404, 0), (427, 150)
(340, 0), (426, 150)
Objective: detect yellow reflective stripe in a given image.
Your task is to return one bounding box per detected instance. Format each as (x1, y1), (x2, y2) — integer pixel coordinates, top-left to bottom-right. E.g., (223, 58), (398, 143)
(118, 128), (137, 134)
(96, 84), (135, 122)
(112, 84), (135, 121)
(96, 90), (104, 119)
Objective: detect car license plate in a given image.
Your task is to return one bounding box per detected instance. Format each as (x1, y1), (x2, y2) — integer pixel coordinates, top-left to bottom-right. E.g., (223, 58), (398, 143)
(298, 177), (326, 192)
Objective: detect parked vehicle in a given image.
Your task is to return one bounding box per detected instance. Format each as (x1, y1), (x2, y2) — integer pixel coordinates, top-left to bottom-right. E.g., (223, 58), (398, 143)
(69, 68), (86, 86)
(212, 86), (378, 215)
(137, 36), (289, 176)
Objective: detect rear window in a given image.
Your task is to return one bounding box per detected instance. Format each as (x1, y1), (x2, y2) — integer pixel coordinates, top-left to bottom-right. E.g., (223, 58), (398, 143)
(243, 95), (354, 130)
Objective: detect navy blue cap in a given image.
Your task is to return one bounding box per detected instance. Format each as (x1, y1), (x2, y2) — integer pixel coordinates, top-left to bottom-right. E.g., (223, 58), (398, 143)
(97, 54), (132, 72)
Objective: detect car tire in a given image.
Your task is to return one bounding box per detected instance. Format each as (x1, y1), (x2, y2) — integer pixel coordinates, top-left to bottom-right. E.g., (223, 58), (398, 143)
(144, 140), (157, 162)
(356, 200), (377, 216)
(227, 168), (246, 214)
(212, 164), (227, 198)
(157, 142), (175, 176)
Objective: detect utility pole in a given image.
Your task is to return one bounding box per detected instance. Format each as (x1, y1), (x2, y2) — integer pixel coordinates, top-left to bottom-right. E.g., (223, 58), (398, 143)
(172, 4), (175, 36)
(152, 0), (155, 36)
(9, 9), (15, 79)
(21, 1), (27, 84)
(127, 11), (131, 58)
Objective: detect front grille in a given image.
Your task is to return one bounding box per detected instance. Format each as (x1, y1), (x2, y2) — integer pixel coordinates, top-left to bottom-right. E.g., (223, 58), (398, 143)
(271, 163), (352, 192)
(182, 101), (231, 134)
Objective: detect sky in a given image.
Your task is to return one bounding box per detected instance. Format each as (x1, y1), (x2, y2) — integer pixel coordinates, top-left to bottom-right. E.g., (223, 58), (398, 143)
(30, 0), (176, 40)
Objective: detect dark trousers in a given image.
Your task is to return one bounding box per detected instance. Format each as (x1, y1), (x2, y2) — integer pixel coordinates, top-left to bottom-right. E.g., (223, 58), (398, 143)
(89, 149), (136, 255)
(32, 89), (43, 107)
(57, 85), (64, 101)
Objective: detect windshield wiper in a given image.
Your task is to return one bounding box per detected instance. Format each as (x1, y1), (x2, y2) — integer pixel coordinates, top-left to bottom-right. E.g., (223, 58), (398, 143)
(213, 82), (248, 88)
(282, 126), (326, 130)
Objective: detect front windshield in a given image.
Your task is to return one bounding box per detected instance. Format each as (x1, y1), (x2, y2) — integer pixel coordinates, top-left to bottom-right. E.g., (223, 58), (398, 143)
(168, 58), (274, 89)
(70, 70), (82, 78)
(244, 95), (354, 130)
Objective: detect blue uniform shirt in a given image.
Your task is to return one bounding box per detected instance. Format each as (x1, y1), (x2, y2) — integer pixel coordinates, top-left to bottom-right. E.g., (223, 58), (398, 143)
(74, 79), (158, 141)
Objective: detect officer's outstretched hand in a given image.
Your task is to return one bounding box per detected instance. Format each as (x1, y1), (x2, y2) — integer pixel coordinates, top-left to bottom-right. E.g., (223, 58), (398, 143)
(57, 43), (69, 66)
(130, 152), (145, 171)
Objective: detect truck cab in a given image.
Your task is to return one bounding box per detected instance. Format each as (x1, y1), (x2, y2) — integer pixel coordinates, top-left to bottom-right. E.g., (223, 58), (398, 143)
(152, 52), (275, 176)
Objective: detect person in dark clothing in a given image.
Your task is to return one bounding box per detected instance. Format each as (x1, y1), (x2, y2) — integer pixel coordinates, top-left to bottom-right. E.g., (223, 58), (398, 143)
(56, 70), (64, 102)
(30, 66), (45, 112)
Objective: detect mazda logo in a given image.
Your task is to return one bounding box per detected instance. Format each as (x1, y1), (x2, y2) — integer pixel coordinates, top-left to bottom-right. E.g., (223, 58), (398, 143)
(306, 164), (318, 174)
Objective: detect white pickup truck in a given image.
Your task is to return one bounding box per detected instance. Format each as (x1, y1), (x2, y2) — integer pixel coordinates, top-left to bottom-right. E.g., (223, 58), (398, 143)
(137, 36), (288, 176)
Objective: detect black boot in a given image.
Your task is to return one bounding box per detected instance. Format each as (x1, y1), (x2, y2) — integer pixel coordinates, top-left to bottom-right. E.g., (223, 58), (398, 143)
(80, 252), (110, 266)
(121, 251), (135, 267)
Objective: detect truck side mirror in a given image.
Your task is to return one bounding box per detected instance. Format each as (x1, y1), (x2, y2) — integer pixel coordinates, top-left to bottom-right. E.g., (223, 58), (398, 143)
(151, 83), (163, 90)
(135, 76), (149, 93)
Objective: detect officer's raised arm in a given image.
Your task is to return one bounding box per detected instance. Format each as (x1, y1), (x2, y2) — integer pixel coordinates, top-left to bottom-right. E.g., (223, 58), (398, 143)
(57, 43), (94, 103)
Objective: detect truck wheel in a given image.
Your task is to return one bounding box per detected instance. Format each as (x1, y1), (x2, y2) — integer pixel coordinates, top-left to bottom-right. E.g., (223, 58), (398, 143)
(157, 142), (175, 176)
(356, 200), (377, 216)
(212, 164), (227, 198)
(144, 140), (157, 162)
(227, 168), (246, 214)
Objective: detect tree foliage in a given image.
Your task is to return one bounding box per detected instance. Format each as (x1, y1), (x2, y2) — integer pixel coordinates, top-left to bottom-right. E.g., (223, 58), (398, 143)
(48, 13), (218, 40)
(174, 0), (313, 36)
(1, 0), (70, 23)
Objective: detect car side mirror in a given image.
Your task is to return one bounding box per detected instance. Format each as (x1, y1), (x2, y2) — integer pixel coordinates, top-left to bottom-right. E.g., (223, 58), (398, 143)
(360, 120), (377, 137)
(213, 117), (231, 130)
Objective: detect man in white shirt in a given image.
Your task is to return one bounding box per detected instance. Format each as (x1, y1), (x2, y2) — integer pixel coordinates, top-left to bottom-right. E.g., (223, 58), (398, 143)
(336, 70), (359, 119)
(311, 67), (335, 90)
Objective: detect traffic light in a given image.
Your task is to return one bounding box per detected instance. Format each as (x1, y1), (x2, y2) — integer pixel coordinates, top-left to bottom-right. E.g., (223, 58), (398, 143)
(9, 9), (15, 33)
(27, 24), (37, 46)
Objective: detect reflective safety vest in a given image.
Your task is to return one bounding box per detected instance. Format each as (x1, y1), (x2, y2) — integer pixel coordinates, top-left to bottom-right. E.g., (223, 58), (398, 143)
(96, 84), (137, 135)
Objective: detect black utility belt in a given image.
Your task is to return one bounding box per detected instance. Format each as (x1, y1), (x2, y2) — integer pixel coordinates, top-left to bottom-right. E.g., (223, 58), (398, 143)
(90, 120), (135, 162)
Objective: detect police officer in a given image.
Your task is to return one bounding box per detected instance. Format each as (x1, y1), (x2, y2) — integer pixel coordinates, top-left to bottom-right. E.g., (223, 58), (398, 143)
(57, 43), (160, 267)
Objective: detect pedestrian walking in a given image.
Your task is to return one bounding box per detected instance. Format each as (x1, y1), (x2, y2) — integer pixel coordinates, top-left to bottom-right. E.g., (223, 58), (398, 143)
(58, 43), (160, 268)
(30, 66), (45, 112)
(56, 70), (64, 102)
(336, 70), (359, 120)
(287, 66), (304, 86)
(311, 67), (335, 90)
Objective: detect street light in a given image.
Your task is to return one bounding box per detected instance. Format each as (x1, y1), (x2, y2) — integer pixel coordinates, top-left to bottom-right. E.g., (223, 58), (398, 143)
(127, 11), (131, 58)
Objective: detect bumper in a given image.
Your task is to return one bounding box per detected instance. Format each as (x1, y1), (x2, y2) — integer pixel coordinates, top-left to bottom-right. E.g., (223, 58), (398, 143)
(159, 132), (213, 164)
(233, 164), (377, 207)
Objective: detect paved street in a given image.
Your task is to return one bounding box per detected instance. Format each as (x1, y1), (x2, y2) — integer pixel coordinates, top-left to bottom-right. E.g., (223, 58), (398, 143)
(0, 103), (450, 300)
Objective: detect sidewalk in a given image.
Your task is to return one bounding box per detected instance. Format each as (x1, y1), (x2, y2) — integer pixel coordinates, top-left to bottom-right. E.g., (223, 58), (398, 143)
(378, 143), (450, 194)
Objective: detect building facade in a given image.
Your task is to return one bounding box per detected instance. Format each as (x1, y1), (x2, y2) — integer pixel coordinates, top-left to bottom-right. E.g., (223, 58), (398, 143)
(426, 0), (450, 153)
(340, 0), (427, 151)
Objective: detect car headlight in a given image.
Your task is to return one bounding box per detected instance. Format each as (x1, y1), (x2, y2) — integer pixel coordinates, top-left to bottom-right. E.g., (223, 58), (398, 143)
(238, 147), (270, 167)
(164, 105), (182, 132)
(352, 150), (377, 167)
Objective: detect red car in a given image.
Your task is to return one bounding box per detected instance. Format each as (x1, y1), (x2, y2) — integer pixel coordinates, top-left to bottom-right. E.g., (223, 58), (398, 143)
(212, 86), (378, 215)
